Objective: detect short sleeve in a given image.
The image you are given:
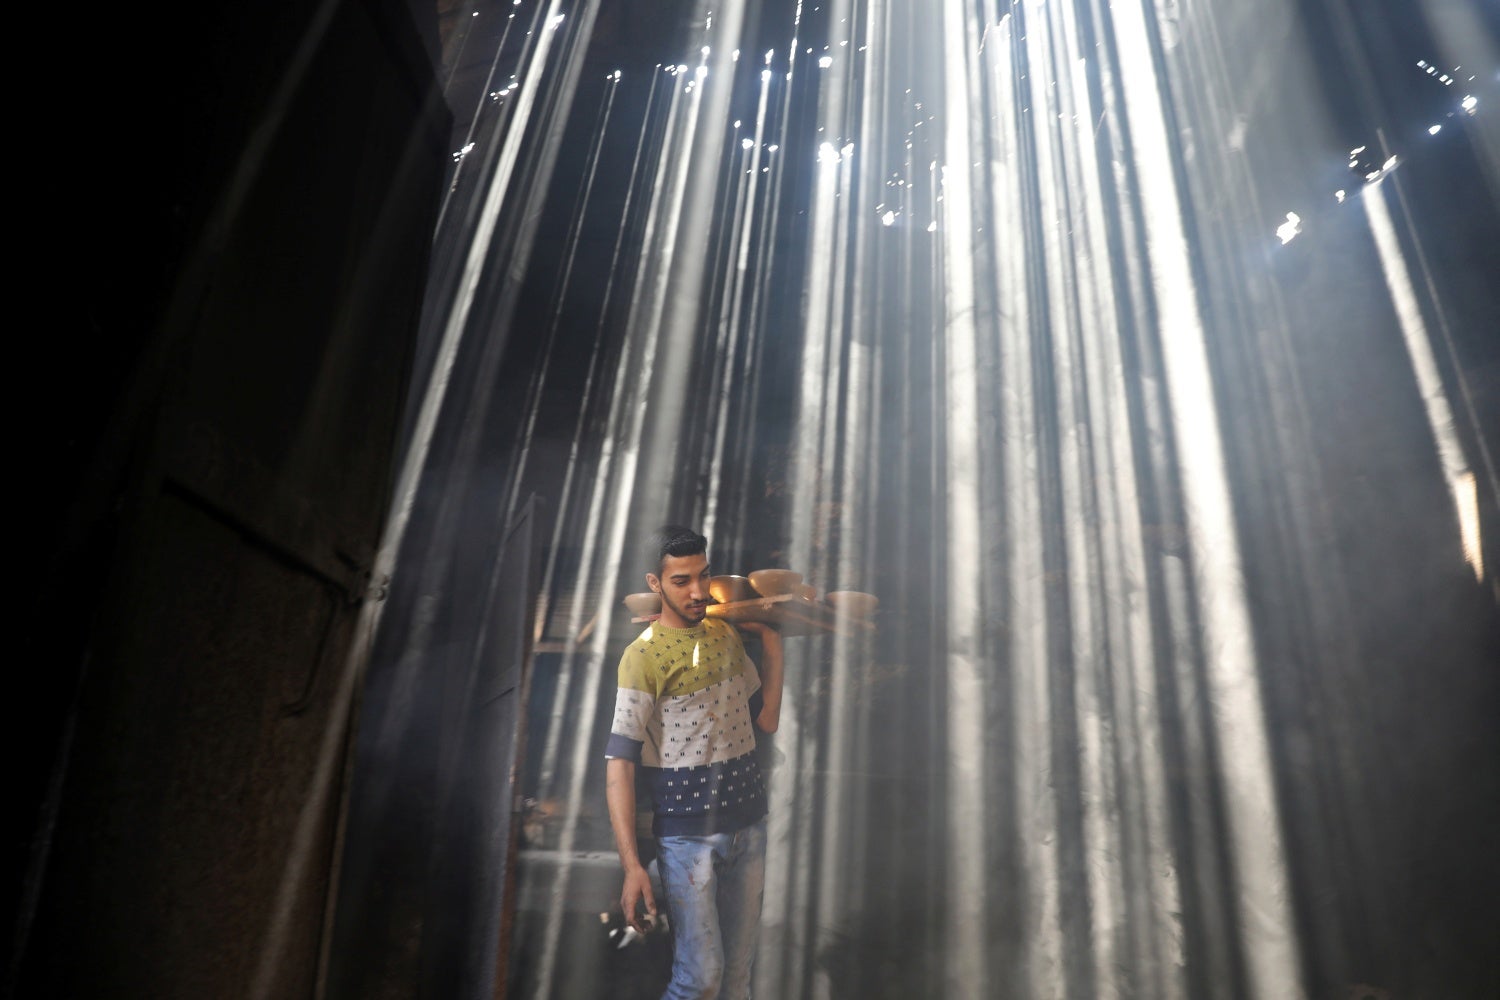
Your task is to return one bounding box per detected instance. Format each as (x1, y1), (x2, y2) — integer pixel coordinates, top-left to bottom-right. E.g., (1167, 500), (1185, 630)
(604, 642), (657, 761)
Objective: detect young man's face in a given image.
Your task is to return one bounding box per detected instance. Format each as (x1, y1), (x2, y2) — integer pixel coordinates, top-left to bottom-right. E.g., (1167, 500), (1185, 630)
(648, 552), (711, 628)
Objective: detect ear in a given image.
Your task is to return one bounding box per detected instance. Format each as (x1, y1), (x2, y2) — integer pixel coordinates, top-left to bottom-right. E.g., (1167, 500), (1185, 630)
(646, 572), (661, 594)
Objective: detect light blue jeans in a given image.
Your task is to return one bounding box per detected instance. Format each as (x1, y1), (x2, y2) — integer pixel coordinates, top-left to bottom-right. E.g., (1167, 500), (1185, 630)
(655, 817), (768, 1000)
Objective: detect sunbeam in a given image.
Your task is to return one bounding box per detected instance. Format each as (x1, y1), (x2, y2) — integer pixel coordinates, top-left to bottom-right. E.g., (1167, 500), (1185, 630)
(405, 1), (1500, 997)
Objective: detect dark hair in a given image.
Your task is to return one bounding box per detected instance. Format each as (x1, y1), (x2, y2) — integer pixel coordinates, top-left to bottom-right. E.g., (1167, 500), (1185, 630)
(648, 524), (707, 574)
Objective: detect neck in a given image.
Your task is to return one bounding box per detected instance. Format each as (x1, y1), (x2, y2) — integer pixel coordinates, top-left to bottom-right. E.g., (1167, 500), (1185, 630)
(657, 609), (701, 630)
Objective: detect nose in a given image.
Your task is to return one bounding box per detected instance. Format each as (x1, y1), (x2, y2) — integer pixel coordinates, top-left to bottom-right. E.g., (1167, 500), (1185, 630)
(689, 579), (707, 602)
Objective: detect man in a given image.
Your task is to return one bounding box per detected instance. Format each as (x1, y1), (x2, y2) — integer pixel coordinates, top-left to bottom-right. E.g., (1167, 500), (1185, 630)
(604, 525), (784, 1000)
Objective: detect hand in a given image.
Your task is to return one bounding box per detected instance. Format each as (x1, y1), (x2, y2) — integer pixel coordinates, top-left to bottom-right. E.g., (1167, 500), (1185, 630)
(620, 864), (657, 934)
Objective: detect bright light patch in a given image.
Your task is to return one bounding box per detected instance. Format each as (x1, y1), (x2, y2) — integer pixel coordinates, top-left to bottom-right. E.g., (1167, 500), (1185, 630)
(1462, 94), (1478, 113)
(1429, 124), (1442, 135)
(1276, 212), (1302, 244)
(1455, 472), (1485, 581)
(881, 210), (897, 226)
(819, 55), (834, 68)
(1335, 190), (1346, 203)
(742, 138), (755, 150)
(818, 141), (841, 165)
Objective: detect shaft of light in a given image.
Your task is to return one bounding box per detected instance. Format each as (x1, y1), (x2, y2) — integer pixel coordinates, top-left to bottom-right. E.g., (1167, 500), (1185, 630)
(938, 0), (990, 993)
(1362, 180), (1484, 581)
(1110, 1), (1304, 995)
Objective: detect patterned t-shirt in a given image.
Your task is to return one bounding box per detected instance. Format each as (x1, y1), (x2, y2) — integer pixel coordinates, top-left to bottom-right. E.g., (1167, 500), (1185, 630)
(603, 618), (767, 836)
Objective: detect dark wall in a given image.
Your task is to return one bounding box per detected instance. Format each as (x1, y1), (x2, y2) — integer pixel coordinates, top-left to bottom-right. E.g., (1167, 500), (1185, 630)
(12, 2), (450, 995)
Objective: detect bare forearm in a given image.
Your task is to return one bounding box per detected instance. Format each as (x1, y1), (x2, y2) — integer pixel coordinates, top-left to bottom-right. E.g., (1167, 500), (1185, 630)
(605, 758), (643, 870)
(607, 756), (657, 930)
(755, 632), (785, 733)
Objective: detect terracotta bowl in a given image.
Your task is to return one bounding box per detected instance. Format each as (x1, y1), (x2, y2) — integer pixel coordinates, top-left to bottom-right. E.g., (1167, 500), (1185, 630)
(709, 575), (756, 604)
(748, 569), (803, 597)
(825, 591), (879, 617)
(623, 592), (662, 617)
